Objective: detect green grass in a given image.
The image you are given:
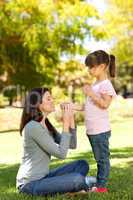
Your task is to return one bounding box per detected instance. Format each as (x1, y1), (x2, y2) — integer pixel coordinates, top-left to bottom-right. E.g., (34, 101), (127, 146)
(0, 148), (133, 200)
(0, 100), (133, 200)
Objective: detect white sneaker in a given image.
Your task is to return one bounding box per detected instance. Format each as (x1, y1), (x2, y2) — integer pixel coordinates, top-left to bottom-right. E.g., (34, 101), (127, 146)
(85, 176), (97, 188)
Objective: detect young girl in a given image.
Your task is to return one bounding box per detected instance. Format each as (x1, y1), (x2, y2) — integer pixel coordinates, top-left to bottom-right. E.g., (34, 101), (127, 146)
(74, 50), (117, 193)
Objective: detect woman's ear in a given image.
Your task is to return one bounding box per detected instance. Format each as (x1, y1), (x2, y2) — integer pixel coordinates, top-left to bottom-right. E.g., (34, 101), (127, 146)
(38, 104), (42, 112)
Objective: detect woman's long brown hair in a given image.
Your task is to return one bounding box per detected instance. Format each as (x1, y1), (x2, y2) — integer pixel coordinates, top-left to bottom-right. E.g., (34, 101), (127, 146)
(20, 87), (57, 136)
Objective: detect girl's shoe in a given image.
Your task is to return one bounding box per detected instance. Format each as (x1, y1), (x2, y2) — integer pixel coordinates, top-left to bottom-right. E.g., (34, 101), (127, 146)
(90, 186), (108, 193)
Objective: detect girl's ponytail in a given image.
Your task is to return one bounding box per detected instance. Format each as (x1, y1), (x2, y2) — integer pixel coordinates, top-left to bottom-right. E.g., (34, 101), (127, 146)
(85, 50), (116, 78)
(109, 55), (116, 78)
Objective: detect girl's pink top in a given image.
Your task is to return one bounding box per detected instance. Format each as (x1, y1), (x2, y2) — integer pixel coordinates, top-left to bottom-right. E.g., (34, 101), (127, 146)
(84, 79), (117, 135)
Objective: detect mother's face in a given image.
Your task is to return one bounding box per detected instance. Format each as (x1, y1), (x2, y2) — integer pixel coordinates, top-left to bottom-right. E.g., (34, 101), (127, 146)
(39, 91), (55, 114)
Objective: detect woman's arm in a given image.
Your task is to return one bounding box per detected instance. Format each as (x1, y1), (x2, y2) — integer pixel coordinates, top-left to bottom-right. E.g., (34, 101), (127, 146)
(61, 102), (77, 149)
(31, 124), (71, 159)
(53, 127), (77, 149)
(69, 127), (77, 149)
(69, 107), (77, 149)
(30, 104), (72, 159)
(53, 103), (77, 149)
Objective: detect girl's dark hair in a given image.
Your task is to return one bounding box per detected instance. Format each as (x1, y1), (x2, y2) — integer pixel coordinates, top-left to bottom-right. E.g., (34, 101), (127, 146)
(20, 87), (56, 136)
(85, 50), (116, 78)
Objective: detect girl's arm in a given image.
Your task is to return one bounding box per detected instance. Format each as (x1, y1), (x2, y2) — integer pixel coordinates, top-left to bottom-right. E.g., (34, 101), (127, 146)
(83, 85), (112, 109)
(72, 103), (84, 111)
(60, 102), (84, 111)
(90, 93), (112, 109)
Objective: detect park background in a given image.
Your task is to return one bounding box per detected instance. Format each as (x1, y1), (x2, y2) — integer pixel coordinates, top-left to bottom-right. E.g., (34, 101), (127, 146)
(0, 0), (133, 199)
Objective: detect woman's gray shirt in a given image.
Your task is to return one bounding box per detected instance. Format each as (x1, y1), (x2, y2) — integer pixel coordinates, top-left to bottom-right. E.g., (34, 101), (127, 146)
(16, 120), (77, 187)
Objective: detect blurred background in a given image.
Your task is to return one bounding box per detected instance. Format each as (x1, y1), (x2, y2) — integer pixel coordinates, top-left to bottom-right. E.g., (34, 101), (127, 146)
(0, 0), (133, 133)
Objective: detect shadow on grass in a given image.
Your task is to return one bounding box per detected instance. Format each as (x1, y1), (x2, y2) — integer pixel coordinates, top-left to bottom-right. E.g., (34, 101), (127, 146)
(51, 147), (133, 168)
(0, 129), (19, 134)
(0, 147), (133, 200)
(110, 147), (133, 159)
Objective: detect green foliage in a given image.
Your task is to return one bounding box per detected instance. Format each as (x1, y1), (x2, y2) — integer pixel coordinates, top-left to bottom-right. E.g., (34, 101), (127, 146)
(0, 94), (6, 107)
(3, 85), (17, 105)
(0, 0), (102, 91)
(53, 60), (93, 101)
(104, 0), (133, 90)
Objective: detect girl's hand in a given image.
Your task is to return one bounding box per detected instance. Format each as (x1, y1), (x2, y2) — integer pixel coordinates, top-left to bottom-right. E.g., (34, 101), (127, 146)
(83, 84), (94, 97)
(60, 102), (74, 110)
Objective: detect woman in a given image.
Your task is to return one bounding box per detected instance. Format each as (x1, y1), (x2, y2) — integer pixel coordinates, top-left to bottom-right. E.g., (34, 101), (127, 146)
(16, 87), (96, 196)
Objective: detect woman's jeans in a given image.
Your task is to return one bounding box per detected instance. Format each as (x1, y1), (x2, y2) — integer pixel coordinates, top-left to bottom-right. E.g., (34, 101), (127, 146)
(87, 131), (111, 187)
(19, 160), (89, 196)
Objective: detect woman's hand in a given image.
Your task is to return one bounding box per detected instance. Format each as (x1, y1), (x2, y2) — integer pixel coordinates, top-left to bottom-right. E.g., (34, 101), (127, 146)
(67, 102), (75, 129)
(61, 102), (75, 132)
(61, 103), (71, 132)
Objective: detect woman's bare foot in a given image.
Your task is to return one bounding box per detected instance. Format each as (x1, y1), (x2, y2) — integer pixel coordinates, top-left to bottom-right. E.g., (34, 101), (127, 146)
(65, 190), (87, 197)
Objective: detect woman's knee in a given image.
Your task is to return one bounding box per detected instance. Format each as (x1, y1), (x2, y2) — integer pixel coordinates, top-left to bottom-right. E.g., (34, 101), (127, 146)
(20, 182), (33, 195)
(78, 160), (89, 173)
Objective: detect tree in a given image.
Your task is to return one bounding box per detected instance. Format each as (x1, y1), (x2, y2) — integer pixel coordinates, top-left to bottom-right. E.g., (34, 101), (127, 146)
(104, 0), (133, 91)
(53, 59), (93, 102)
(0, 0), (105, 93)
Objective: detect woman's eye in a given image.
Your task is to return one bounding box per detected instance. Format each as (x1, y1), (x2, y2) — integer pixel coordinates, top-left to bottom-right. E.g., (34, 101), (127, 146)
(48, 98), (53, 101)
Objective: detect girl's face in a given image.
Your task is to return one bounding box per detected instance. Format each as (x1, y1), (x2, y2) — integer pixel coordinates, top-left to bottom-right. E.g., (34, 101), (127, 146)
(89, 64), (106, 78)
(39, 91), (55, 114)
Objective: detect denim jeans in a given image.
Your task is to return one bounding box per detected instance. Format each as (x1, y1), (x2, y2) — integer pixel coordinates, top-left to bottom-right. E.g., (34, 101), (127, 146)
(19, 160), (89, 196)
(87, 131), (111, 187)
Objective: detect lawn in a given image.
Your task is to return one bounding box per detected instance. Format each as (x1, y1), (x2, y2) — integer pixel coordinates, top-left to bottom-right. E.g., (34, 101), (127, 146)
(0, 98), (133, 200)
